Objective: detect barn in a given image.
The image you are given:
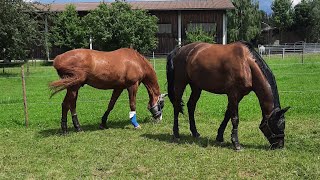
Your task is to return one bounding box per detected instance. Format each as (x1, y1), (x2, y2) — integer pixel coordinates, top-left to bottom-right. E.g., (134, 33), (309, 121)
(42, 0), (234, 57)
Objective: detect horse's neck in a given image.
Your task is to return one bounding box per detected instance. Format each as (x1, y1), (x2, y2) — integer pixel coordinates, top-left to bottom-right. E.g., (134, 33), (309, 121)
(251, 63), (275, 118)
(142, 66), (161, 107)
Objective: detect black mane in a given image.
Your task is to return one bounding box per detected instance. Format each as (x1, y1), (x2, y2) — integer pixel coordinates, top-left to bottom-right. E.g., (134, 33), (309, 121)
(240, 41), (281, 109)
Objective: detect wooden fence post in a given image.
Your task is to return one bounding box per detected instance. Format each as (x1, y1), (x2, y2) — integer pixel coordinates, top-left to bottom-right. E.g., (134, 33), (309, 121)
(21, 65), (29, 127)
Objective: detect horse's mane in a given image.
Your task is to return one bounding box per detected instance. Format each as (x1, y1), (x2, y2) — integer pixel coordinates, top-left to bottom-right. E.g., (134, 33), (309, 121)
(240, 41), (281, 109)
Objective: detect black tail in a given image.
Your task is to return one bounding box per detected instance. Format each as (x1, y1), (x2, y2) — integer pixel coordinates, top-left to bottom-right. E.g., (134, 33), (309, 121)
(166, 47), (184, 113)
(240, 41), (281, 109)
(166, 48), (177, 105)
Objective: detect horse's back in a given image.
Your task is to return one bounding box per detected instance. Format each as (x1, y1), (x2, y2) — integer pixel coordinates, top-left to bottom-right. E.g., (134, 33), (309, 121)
(177, 42), (253, 94)
(53, 48), (149, 89)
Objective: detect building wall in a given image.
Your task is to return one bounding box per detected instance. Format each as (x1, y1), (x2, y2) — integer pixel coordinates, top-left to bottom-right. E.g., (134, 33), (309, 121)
(151, 10), (225, 54)
(31, 9), (226, 59)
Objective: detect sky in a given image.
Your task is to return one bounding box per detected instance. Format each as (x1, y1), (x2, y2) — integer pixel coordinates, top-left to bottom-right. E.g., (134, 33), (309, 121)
(25, 0), (302, 14)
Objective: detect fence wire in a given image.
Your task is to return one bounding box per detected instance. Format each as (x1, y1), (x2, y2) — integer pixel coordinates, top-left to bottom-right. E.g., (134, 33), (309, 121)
(1, 59), (320, 107)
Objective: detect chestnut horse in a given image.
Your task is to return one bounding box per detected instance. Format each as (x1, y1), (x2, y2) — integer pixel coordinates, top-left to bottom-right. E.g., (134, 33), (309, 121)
(166, 41), (290, 150)
(50, 48), (166, 134)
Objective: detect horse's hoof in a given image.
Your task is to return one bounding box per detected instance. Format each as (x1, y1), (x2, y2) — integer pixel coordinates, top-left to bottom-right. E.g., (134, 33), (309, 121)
(76, 128), (83, 132)
(233, 144), (243, 151)
(99, 124), (108, 130)
(192, 132), (201, 138)
(61, 131), (68, 135)
(172, 135), (180, 143)
(216, 136), (224, 143)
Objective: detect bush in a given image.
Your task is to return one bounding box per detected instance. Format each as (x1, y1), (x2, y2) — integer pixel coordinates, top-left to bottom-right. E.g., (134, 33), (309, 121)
(185, 26), (215, 44)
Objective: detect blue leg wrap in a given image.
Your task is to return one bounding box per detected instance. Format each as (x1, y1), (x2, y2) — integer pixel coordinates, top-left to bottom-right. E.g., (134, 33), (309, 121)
(130, 111), (139, 128)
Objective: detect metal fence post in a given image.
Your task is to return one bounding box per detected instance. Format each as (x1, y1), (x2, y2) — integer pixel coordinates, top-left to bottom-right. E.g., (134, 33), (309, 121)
(282, 48), (285, 59)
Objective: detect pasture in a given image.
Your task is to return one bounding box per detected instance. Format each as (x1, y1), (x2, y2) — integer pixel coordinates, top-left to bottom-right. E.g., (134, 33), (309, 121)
(0, 54), (320, 179)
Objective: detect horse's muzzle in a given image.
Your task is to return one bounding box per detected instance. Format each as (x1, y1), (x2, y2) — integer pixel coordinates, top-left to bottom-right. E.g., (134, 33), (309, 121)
(259, 122), (285, 149)
(149, 104), (162, 121)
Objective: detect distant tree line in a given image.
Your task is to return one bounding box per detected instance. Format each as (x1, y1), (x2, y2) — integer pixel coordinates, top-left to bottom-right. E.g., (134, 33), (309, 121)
(0, 1), (158, 61)
(49, 2), (158, 54)
(227, 0), (320, 43)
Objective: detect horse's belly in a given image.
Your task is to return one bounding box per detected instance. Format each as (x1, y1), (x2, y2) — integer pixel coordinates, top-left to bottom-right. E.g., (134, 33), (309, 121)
(86, 77), (132, 89)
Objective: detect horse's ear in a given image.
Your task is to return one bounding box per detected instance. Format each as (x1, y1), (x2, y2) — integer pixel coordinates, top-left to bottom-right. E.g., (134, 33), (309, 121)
(161, 93), (168, 98)
(280, 106), (290, 114)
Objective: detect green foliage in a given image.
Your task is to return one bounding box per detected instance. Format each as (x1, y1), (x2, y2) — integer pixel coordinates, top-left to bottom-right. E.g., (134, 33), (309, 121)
(185, 26), (215, 44)
(309, 0), (320, 42)
(49, 4), (88, 52)
(0, 0), (43, 61)
(83, 1), (158, 53)
(271, 0), (294, 42)
(293, 0), (312, 41)
(227, 0), (261, 43)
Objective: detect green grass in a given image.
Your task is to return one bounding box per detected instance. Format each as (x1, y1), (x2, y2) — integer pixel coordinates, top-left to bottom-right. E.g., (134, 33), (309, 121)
(0, 54), (320, 179)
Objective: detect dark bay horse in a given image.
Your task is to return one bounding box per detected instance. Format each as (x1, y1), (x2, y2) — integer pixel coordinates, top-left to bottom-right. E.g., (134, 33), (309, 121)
(166, 42), (290, 150)
(50, 48), (166, 134)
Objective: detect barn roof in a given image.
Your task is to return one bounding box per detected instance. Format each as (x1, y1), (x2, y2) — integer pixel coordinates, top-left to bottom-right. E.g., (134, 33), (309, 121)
(45, 0), (234, 12)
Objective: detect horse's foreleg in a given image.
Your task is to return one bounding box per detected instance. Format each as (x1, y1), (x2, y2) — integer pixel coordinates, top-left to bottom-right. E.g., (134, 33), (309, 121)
(228, 95), (242, 151)
(127, 83), (139, 128)
(187, 85), (201, 138)
(216, 105), (231, 142)
(100, 89), (123, 129)
(68, 87), (82, 132)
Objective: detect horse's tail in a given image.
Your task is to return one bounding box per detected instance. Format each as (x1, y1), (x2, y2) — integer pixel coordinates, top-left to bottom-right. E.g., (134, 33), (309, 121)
(166, 49), (176, 104)
(166, 47), (184, 113)
(49, 56), (85, 98)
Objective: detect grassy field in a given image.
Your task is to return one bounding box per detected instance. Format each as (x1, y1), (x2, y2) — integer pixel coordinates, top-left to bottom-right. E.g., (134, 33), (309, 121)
(0, 54), (320, 179)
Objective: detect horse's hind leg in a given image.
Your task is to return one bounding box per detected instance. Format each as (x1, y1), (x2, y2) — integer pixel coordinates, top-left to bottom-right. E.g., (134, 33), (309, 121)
(187, 84), (202, 138)
(173, 81), (187, 140)
(216, 105), (231, 142)
(60, 86), (81, 133)
(99, 89), (123, 129)
(68, 86), (82, 132)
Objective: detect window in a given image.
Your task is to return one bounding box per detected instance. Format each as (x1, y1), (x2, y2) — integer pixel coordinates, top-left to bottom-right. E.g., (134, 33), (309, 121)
(158, 24), (172, 34)
(187, 23), (216, 33)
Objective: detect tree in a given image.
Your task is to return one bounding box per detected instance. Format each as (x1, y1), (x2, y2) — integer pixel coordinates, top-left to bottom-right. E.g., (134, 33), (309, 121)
(83, 1), (158, 53)
(0, 0), (43, 62)
(293, 0), (312, 41)
(227, 0), (261, 43)
(271, 0), (294, 42)
(185, 26), (215, 44)
(309, 0), (320, 42)
(49, 4), (88, 52)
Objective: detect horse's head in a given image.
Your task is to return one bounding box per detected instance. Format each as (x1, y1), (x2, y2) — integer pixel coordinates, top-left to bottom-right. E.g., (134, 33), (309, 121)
(149, 93), (167, 122)
(260, 107), (290, 149)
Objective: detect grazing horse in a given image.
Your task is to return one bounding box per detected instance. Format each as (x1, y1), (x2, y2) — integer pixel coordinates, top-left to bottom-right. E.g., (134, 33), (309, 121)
(166, 41), (289, 150)
(50, 48), (166, 134)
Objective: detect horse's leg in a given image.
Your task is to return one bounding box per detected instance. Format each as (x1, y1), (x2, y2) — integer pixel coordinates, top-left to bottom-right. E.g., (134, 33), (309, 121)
(99, 89), (123, 129)
(216, 105), (231, 142)
(60, 86), (80, 134)
(127, 82), (140, 128)
(187, 85), (202, 138)
(61, 92), (70, 134)
(216, 95), (244, 142)
(228, 95), (243, 151)
(173, 82), (187, 140)
(68, 87), (82, 132)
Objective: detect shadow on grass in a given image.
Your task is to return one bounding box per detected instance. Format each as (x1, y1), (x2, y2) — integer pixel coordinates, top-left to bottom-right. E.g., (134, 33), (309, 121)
(38, 117), (152, 138)
(141, 133), (268, 150)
